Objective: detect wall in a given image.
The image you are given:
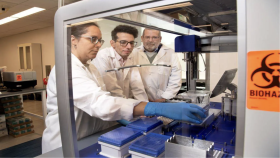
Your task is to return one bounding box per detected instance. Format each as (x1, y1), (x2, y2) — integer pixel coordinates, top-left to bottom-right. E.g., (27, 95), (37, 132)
(0, 26), (55, 88)
(209, 52), (238, 102)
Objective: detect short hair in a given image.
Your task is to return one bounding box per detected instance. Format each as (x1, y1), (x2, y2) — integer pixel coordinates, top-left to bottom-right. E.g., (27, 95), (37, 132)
(71, 22), (99, 39)
(111, 25), (138, 41)
(142, 28), (161, 37)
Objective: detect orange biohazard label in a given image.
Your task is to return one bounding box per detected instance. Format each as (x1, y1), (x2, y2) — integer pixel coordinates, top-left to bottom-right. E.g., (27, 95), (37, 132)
(16, 75), (22, 81)
(247, 50), (280, 112)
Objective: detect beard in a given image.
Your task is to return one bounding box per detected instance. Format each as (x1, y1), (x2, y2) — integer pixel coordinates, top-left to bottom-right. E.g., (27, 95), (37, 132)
(144, 42), (158, 51)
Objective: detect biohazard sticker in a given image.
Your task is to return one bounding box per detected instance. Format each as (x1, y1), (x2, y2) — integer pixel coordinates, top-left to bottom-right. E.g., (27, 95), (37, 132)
(247, 50), (280, 112)
(16, 75), (22, 81)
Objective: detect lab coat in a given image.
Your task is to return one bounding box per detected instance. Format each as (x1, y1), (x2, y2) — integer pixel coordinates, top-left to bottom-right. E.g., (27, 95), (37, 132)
(92, 47), (148, 101)
(132, 44), (182, 101)
(42, 54), (141, 154)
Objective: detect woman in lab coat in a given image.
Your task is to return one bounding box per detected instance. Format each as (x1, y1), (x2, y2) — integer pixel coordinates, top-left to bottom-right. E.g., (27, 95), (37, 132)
(42, 22), (206, 154)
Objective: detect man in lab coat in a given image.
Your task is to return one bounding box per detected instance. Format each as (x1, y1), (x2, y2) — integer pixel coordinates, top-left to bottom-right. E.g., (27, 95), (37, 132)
(132, 28), (182, 102)
(93, 25), (148, 101)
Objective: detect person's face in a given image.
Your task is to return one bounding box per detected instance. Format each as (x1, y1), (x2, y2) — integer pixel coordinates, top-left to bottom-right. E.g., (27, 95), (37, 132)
(141, 29), (162, 52)
(110, 33), (135, 59)
(71, 26), (102, 63)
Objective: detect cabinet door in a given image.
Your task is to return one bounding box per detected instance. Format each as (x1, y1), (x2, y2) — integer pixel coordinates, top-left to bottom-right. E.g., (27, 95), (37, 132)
(19, 47), (26, 71)
(25, 46), (32, 71)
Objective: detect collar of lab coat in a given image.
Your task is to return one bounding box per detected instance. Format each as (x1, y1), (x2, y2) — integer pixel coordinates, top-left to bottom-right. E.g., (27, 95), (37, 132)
(71, 53), (103, 87)
(137, 44), (170, 64)
(108, 47), (134, 79)
(71, 53), (92, 68)
(108, 47), (134, 60)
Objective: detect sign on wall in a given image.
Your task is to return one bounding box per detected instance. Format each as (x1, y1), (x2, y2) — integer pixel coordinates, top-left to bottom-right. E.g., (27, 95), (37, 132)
(247, 50), (280, 112)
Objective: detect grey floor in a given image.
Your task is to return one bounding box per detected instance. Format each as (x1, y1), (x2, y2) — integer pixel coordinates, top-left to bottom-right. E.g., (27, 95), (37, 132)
(0, 100), (45, 150)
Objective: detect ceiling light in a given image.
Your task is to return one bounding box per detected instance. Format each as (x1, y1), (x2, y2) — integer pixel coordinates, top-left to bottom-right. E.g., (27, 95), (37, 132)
(194, 24), (212, 28)
(0, 7), (45, 25)
(0, 17), (18, 25)
(213, 30), (232, 33)
(143, 2), (193, 13)
(11, 7), (45, 18)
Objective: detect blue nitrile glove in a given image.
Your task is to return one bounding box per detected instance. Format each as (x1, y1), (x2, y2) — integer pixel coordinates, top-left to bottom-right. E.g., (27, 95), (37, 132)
(117, 119), (131, 126)
(144, 102), (206, 124)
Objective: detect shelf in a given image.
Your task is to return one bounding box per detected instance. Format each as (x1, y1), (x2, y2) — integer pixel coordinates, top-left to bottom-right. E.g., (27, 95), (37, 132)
(7, 121), (33, 127)
(4, 108), (23, 114)
(2, 103), (22, 108)
(9, 130), (34, 138)
(9, 125), (34, 132)
(1, 98), (21, 104)
(5, 113), (24, 119)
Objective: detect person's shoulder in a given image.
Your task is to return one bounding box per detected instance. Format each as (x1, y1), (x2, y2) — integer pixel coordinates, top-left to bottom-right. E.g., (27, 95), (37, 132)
(132, 46), (144, 55)
(95, 47), (113, 59)
(161, 44), (175, 53)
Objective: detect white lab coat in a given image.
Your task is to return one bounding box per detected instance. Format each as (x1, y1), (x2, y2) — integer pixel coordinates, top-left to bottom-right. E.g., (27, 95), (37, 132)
(92, 47), (148, 102)
(132, 44), (182, 101)
(42, 54), (141, 154)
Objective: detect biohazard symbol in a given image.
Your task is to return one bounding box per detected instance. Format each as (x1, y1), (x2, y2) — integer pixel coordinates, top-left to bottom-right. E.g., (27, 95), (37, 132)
(251, 53), (280, 88)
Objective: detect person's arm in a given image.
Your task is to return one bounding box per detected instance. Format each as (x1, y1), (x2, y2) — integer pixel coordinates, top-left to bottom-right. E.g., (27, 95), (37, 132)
(133, 102), (147, 116)
(161, 52), (182, 99)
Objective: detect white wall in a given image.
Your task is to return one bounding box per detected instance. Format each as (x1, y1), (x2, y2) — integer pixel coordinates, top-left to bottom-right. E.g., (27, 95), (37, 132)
(209, 52), (238, 102)
(0, 26), (55, 88)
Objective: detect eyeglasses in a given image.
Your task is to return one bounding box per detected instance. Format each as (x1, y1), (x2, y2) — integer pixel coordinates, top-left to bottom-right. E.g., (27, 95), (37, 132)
(144, 36), (160, 40)
(81, 35), (105, 45)
(116, 40), (137, 47)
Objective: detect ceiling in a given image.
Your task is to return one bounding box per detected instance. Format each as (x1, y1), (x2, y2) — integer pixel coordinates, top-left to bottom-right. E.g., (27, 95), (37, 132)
(0, 0), (80, 39)
(0, 0), (237, 39)
(158, 0), (237, 34)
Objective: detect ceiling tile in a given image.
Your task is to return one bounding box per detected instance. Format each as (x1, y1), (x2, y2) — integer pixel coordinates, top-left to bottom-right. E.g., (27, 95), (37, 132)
(48, 7), (58, 11)
(23, 9), (56, 21)
(21, 0), (58, 9)
(0, 18), (39, 31)
(0, 21), (53, 38)
(64, 0), (81, 5)
(0, 10), (18, 19)
(0, 0), (28, 4)
(8, 4), (34, 12)
(0, 1), (18, 9)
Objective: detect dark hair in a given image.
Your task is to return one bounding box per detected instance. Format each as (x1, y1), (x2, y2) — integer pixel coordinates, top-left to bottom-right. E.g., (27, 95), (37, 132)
(111, 25), (138, 41)
(71, 22), (99, 39)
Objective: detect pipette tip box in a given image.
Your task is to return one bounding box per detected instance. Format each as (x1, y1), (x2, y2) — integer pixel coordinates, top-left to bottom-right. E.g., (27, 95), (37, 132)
(126, 117), (163, 132)
(98, 126), (143, 158)
(129, 133), (171, 158)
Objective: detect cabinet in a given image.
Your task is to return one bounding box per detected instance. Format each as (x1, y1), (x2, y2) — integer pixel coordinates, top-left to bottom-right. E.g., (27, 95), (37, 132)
(18, 43), (43, 87)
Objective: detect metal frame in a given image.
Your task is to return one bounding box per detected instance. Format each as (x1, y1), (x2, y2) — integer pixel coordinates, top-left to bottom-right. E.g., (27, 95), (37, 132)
(235, 0), (246, 156)
(54, 0), (250, 157)
(54, 0), (192, 157)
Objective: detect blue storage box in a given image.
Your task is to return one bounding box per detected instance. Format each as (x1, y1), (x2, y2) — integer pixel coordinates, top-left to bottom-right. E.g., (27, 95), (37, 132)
(126, 117), (163, 132)
(129, 133), (171, 157)
(98, 126), (142, 147)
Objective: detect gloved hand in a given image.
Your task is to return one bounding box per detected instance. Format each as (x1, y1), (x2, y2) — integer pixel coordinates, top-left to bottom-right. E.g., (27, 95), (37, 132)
(117, 119), (131, 126)
(144, 102), (206, 124)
